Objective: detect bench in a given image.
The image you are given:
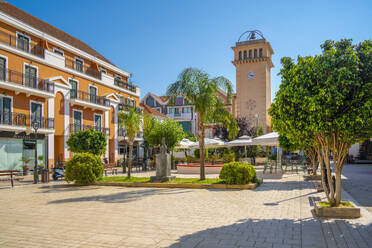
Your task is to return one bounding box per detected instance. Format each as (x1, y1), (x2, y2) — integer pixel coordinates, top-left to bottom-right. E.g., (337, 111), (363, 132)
(103, 163), (118, 176)
(0, 170), (23, 187)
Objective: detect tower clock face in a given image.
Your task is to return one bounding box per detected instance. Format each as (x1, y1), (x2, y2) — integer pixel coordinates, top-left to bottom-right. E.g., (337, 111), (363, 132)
(247, 71), (255, 80)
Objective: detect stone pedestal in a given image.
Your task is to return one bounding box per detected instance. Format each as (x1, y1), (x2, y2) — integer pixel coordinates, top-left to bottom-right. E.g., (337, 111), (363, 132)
(150, 153), (175, 182)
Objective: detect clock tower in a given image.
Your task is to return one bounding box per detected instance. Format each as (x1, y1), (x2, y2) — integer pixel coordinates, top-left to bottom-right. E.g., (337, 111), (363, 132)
(232, 30), (274, 132)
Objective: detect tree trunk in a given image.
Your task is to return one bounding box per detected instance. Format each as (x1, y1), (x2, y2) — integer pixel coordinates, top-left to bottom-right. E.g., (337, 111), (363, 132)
(321, 145), (336, 206)
(127, 142), (133, 178)
(335, 167), (342, 206)
(198, 120), (205, 180)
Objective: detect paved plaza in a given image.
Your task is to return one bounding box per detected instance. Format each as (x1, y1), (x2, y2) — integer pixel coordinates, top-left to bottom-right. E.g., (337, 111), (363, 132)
(0, 171), (372, 248)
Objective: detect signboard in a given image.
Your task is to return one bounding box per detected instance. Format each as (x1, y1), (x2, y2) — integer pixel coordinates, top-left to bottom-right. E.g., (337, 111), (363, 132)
(23, 139), (36, 149)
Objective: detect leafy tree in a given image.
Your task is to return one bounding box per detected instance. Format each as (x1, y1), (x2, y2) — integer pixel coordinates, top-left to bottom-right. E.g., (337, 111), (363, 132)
(270, 39), (372, 206)
(119, 108), (142, 178)
(213, 116), (255, 141)
(167, 68), (236, 180)
(67, 128), (107, 155)
(145, 118), (185, 152)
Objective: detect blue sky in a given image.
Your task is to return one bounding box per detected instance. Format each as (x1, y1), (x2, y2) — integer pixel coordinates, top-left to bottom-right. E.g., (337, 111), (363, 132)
(11, 0), (372, 100)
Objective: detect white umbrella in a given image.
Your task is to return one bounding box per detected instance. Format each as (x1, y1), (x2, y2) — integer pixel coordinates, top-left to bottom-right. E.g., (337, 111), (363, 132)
(191, 138), (226, 148)
(175, 138), (195, 149)
(227, 135), (253, 158)
(251, 132), (279, 146)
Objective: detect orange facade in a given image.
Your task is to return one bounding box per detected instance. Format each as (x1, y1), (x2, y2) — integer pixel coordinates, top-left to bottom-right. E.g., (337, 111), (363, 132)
(0, 3), (140, 171)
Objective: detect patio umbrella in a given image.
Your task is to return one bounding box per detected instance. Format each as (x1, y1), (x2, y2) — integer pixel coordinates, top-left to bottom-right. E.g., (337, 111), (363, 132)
(227, 135), (252, 158)
(251, 132), (279, 146)
(190, 138), (226, 149)
(175, 138), (196, 149)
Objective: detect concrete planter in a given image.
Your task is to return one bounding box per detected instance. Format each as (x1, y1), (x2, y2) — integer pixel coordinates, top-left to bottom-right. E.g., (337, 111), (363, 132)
(314, 201), (360, 218)
(177, 163), (223, 174)
(303, 174), (321, 181)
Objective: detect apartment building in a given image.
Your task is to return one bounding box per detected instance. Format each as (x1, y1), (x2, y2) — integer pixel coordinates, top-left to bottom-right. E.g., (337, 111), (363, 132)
(0, 2), (140, 171)
(141, 93), (197, 135)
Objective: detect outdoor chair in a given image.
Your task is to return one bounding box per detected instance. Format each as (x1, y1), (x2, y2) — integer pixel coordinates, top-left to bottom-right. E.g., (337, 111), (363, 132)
(263, 160), (282, 174)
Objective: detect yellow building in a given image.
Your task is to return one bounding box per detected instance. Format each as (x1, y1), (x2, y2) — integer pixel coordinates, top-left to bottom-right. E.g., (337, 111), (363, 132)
(0, 2), (140, 171)
(232, 30), (274, 132)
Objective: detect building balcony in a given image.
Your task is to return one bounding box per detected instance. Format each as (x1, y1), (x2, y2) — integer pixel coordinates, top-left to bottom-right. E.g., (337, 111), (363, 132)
(65, 58), (101, 80)
(114, 79), (137, 93)
(117, 127), (143, 141)
(0, 30), (44, 59)
(0, 111), (54, 134)
(167, 112), (193, 120)
(0, 69), (55, 98)
(70, 123), (109, 136)
(118, 103), (142, 113)
(70, 90), (110, 111)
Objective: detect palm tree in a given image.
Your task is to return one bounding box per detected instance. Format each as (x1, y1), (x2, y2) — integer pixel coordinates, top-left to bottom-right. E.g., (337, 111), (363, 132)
(167, 68), (236, 180)
(119, 108), (142, 178)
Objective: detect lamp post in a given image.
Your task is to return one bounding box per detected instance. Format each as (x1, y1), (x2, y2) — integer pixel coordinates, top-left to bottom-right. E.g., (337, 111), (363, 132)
(32, 121), (39, 184)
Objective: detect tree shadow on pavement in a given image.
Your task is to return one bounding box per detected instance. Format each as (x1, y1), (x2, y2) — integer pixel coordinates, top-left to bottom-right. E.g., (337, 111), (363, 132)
(166, 218), (372, 248)
(47, 188), (190, 204)
(254, 180), (316, 192)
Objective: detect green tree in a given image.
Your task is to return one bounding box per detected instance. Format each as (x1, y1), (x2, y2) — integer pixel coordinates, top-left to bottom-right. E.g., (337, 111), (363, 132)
(270, 39), (372, 206)
(67, 128), (107, 155)
(119, 108), (142, 178)
(145, 118), (185, 152)
(167, 68), (236, 180)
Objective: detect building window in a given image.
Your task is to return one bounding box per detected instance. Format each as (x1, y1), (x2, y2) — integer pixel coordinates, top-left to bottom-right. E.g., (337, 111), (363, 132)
(259, 48), (263, 57)
(69, 79), (78, 99)
(73, 110), (82, 132)
(24, 64), (37, 88)
(114, 75), (122, 85)
(169, 108), (174, 114)
(100, 67), (107, 74)
(89, 86), (97, 104)
(94, 114), (102, 131)
(254, 49), (257, 58)
(146, 96), (155, 107)
(30, 102), (42, 128)
(238, 51), (242, 60)
(0, 57), (6, 81)
(16, 33), (30, 52)
(53, 48), (64, 56)
(0, 95), (12, 125)
(249, 50), (252, 59)
(243, 51), (247, 59)
(175, 108), (180, 116)
(75, 58), (84, 72)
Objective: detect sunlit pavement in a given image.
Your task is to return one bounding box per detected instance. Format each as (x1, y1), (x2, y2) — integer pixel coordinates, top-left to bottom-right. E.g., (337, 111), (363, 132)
(0, 171), (371, 248)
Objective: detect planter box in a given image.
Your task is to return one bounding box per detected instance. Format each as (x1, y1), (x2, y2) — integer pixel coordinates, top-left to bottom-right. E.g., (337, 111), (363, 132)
(303, 174), (321, 181)
(314, 201), (360, 218)
(177, 163), (223, 174)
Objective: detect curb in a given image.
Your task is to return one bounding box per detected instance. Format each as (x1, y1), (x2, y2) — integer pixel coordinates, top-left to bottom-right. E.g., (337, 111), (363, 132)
(96, 181), (259, 190)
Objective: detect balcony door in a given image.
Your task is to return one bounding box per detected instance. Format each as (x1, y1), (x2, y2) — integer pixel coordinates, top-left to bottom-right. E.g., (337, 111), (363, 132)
(94, 114), (102, 132)
(89, 86), (97, 104)
(69, 79), (78, 99)
(0, 57), (6, 81)
(75, 58), (84, 72)
(0, 96), (11, 125)
(73, 110), (82, 132)
(24, 65), (37, 88)
(31, 102), (42, 128)
(17, 33), (30, 52)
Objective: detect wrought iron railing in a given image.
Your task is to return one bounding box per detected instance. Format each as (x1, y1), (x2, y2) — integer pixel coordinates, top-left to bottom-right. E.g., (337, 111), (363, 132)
(118, 103), (142, 113)
(0, 69), (55, 93)
(70, 123), (109, 135)
(0, 111), (54, 129)
(117, 127), (142, 138)
(0, 30), (44, 58)
(70, 89), (110, 107)
(65, 58), (101, 80)
(114, 78), (137, 93)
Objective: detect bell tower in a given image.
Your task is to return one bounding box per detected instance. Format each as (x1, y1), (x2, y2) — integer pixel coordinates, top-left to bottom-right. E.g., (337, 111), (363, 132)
(232, 30), (274, 132)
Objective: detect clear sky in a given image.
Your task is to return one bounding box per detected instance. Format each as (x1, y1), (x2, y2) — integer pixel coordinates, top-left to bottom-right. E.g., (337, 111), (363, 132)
(10, 0), (372, 100)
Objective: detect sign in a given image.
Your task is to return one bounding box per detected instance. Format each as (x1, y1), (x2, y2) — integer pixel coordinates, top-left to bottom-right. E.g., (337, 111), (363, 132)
(23, 139), (36, 149)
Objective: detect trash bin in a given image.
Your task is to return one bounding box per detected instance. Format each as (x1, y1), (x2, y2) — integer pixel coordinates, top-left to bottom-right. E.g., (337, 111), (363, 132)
(41, 169), (49, 183)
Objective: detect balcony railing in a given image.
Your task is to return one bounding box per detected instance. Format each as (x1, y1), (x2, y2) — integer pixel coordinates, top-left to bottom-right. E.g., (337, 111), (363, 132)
(0, 111), (54, 129)
(118, 127), (142, 138)
(65, 58), (101, 80)
(118, 103), (142, 113)
(0, 30), (44, 59)
(70, 123), (109, 135)
(70, 89), (110, 107)
(0, 69), (55, 94)
(114, 79), (137, 93)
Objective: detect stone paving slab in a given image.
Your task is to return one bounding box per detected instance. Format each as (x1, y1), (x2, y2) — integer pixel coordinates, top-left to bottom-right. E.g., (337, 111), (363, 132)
(0, 172), (371, 248)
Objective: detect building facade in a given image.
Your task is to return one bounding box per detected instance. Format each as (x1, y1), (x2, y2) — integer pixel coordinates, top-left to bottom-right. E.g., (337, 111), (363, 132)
(141, 93), (197, 135)
(232, 30), (274, 132)
(0, 2), (140, 171)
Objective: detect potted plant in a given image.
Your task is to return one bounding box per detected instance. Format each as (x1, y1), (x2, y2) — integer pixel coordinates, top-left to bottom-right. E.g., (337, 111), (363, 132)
(20, 156), (31, 175)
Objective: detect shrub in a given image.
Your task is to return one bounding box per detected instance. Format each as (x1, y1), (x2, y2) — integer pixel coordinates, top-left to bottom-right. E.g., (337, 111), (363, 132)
(67, 129), (107, 155)
(219, 162), (257, 184)
(222, 151), (235, 163)
(65, 153), (104, 184)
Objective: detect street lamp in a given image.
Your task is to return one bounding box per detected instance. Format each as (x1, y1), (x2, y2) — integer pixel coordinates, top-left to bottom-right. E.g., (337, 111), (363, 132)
(32, 121), (39, 184)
